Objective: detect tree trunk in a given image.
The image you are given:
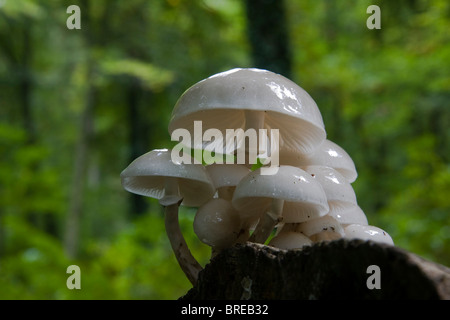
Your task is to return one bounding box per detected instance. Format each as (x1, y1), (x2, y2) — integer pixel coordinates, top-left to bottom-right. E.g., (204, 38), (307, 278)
(181, 239), (450, 300)
(64, 0), (97, 259)
(64, 79), (96, 259)
(127, 79), (149, 217)
(20, 25), (35, 145)
(244, 0), (292, 78)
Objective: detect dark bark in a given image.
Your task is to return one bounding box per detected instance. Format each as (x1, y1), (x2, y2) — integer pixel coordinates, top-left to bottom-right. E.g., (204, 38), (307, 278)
(127, 80), (149, 216)
(20, 25), (35, 145)
(181, 239), (450, 300)
(244, 0), (292, 78)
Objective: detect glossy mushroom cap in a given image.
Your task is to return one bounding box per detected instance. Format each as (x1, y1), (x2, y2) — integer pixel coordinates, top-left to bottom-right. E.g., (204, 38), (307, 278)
(268, 231), (312, 250)
(297, 215), (345, 242)
(281, 139), (357, 183)
(344, 224), (394, 245)
(328, 204), (369, 226)
(120, 149), (215, 207)
(232, 165), (329, 223)
(194, 198), (241, 249)
(304, 165), (357, 213)
(169, 68), (326, 155)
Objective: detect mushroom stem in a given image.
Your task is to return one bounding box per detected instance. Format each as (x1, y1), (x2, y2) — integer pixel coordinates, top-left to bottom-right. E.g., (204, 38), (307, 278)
(235, 227), (250, 244)
(249, 198), (284, 244)
(210, 247), (221, 259)
(162, 178), (202, 285)
(244, 110), (265, 131)
(160, 178), (182, 206)
(164, 199), (202, 285)
(245, 110), (266, 163)
(233, 217), (254, 245)
(217, 186), (234, 201)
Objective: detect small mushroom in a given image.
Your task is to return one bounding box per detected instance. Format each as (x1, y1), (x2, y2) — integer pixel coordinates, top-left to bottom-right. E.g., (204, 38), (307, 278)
(304, 165), (357, 213)
(344, 224), (394, 245)
(120, 149), (215, 285)
(328, 204), (369, 226)
(296, 215), (345, 242)
(206, 163), (250, 200)
(232, 165), (329, 244)
(268, 230), (312, 250)
(193, 198), (241, 254)
(168, 68), (326, 158)
(205, 164), (252, 243)
(280, 139), (357, 183)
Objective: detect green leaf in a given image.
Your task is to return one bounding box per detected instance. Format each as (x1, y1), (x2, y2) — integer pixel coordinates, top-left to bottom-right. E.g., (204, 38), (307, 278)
(99, 58), (174, 91)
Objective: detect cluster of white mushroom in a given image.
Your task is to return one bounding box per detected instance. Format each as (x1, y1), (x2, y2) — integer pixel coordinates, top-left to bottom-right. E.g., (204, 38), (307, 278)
(120, 68), (393, 285)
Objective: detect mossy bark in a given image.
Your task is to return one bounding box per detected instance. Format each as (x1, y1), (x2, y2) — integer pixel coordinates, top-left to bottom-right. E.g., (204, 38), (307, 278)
(181, 239), (450, 300)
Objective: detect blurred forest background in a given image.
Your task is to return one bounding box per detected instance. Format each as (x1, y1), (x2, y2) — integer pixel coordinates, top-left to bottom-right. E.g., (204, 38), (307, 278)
(0, 0), (448, 299)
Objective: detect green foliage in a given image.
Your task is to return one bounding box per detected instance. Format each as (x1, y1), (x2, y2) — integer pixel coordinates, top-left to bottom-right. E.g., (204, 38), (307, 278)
(0, 209), (210, 299)
(0, 0), (448, 299)
(0, 215), (69, 299)
(67, 209), (210, 300)
(99, 58), (175, 91)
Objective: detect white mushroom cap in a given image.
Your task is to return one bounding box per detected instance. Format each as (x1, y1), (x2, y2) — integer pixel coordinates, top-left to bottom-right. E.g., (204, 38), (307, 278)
(285, 139), (357, 183)
(193, 198), (241, 249)
(296, 215), (344, 240)
(232, 165), (329, 223)
(168, 68), (326, 155)
(344, 224), (394, 245)
(120, 149), (215, 207)
(206, 163), (250, 188)
(268, 231), (312, 250)
(304, 165), (357, 213)
(279, 148), (308, 167)
(328, 204), (369, 226)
